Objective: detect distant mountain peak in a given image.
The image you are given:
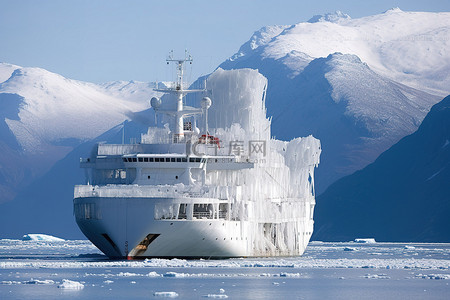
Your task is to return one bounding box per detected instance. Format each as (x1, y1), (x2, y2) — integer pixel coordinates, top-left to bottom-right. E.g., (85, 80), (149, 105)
(307, 11), (351, 23)
(384, 7), (403, 14)
(229, 25), (289, 61)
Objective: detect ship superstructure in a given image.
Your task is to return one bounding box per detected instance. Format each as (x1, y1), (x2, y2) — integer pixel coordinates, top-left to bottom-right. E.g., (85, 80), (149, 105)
(73, 53), (321, 258)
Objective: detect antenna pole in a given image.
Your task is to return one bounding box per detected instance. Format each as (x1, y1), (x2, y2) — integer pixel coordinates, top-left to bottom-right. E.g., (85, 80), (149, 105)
(165, 51), (193, 142)
(122, 121), (125, 144)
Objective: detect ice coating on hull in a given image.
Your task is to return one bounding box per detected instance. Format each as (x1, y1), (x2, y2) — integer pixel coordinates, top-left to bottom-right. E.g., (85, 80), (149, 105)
(74, 66), (320, 258)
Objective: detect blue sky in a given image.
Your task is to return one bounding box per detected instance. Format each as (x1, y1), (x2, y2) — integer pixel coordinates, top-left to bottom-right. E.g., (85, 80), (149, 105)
(1, 0), (449, 83)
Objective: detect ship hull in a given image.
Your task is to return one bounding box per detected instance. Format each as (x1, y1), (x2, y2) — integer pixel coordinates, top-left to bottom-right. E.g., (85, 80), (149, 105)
(74, 196), (313, 259)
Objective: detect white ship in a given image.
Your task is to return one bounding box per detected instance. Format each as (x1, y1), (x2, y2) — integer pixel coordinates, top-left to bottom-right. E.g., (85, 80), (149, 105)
(73, 53), (321, 258)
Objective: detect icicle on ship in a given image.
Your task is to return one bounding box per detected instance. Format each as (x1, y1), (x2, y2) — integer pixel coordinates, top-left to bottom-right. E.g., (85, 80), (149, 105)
(73, 53), (321, 258)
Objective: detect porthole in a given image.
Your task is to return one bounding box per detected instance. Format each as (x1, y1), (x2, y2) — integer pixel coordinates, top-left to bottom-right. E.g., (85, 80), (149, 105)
(175, 176), (178, 179)
(148, 176), (151, 179)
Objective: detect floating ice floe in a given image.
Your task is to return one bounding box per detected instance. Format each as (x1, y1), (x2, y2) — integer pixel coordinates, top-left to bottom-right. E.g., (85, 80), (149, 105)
(153, 291), (179, 297)
(117, 272), (139, 277)
(364, 274), (390, 279)
(344, 247), (357, 251)
(203, 295), (229, 299)
(24, 279), (55, 285)
(1, 279), (55, 285)
(163, 272), (188, 278)
(404, 245), (416, 250)
(22, 234), (65, 242)
(57, 279), (84, 289)
(416, 274), (450, 280)
(2, 257), (450, 270)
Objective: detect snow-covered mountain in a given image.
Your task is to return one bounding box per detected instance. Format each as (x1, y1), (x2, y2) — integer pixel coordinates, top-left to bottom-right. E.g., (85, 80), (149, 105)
(0, 63), (160, 203)
(313, 95), (450, 242)
(227, 8), (450, 96)
(221, 9), (447, 190)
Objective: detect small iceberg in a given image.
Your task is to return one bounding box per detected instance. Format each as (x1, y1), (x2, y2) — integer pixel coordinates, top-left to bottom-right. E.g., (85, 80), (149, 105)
(22, 234), (65, 242)
(57, 279), (84, 289)
(354, 238), (376, 243)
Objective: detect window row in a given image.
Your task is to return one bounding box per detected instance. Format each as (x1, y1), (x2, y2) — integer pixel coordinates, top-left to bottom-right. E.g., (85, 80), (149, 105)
(123, 157), (206, 163)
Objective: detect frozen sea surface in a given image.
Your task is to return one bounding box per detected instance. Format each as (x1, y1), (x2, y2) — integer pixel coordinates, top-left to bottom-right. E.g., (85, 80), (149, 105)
(0, 240), (449, 299)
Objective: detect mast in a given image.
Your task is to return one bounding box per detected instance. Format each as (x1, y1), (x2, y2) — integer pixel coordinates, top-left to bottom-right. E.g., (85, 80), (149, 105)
(166, 50), (193, 142)
(152, 51), (206, 143)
